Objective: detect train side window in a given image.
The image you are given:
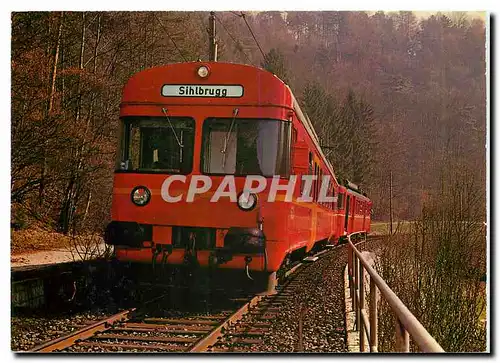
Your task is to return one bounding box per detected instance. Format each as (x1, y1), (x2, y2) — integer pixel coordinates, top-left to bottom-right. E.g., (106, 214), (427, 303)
(291, 127), (297, 169)
(312, 163), (316, 201)
(326, 183), (330, 209)
(338, 193), (344, 209)
(308, 152), (313, 175)
(318, 169), (328, 205)
(318, 168), (322, 203)
(315, 165), (318, 202)
(311, 162), (315, 200)
(330, 184), (335, 210)
(327, 184), (331, 209)
(317, 168), (321, 203)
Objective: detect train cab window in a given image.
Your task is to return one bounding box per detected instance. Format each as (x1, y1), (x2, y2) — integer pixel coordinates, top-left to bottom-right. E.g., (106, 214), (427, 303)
(118, 117), (195, 174)
(202, 118), (290, 177)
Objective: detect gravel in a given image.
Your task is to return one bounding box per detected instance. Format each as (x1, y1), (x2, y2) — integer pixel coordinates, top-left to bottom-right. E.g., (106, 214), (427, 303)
(11, 310), (113, 351)
(12, 241), (380, 353)
(254, 246), (349, 352)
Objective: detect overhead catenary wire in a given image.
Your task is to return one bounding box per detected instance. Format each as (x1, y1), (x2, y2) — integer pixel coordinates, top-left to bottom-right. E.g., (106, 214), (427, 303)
(213, 13), (253, 64)
(239, 12), (267, 62)
(153, 13), (188, 62)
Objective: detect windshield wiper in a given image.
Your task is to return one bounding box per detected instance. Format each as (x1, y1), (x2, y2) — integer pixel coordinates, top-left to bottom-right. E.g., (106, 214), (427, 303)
(162, 108), (183, 148)
(221, 108), (239, 168)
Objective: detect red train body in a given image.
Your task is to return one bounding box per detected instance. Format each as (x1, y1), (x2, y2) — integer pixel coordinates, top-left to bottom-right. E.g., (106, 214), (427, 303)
(105, 62), (372, 289)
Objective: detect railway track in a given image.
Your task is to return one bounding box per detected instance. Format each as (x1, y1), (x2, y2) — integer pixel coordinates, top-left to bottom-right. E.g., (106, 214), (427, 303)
(29, 235), (383, 353)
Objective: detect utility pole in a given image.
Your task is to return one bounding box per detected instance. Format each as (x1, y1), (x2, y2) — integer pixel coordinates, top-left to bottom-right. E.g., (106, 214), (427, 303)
(389, 170), (393, 235)
(208, 11), (217, 61)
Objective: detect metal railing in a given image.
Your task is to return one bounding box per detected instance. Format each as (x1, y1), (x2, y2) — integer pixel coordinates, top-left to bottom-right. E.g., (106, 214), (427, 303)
(347, 232), (444, 353)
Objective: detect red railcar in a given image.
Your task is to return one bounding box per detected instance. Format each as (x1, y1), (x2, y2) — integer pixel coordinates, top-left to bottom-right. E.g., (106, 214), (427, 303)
(105, 62), (372, 292)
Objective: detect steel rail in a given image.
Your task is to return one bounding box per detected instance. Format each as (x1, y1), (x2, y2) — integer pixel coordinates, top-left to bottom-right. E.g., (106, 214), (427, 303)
(189, 295), (263, 352)
(29, 309), (135, 352)
(347, 232), (444, 353)
(191, 243), (344, 352)
(29, 241), (343, 353)
(29, 293), (168, 352)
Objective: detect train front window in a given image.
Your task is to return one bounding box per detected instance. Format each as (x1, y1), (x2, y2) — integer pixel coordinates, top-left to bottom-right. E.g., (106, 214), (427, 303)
(201, 118), (290, 177)
(118, 117), (194, 174)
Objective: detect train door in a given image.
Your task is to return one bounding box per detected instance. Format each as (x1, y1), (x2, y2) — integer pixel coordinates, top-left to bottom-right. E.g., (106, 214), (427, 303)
(344, 195), (350, 232)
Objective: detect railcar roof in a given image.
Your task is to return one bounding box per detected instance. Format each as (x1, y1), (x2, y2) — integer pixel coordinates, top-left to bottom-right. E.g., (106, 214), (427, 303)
(346, 188), (371, 202)
(288, 87), (339, 185)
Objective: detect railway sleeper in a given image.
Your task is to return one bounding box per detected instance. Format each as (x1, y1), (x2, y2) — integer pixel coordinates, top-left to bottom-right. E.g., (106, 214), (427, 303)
(144, 315), (229, 322)
(208, 346), (250, 353)
(215, 337), (264, 345)
(141, 318), (220, 325)
(255, 306), (282, 312)
(223, 330), (267, 337)
(231, 326), (269, 334)
(77, 341), (185, 352)
(123, 322), (213, 331)
(92, 333), (198, 344)
(110, 327), (209, 335)
(248, 313), (277, 319)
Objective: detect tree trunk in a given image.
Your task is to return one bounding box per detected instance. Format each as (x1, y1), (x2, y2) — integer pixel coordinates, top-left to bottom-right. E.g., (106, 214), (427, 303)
(39, 11), (63, 206)
(59, 12), (87, 234)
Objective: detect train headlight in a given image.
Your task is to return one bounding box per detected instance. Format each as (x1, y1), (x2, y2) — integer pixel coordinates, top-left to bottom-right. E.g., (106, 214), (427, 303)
(237, 191), (257, 211)
(131, 186), (151, 206)
(197, 65), (210, 78)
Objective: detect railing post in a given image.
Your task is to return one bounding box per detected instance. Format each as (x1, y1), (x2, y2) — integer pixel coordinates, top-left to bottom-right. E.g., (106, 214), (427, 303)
(359, 262), (365, 352)
(351, 248), (356, 311)
(395, 317), (410, 352)
(354, 253), (359, 330)
(348, 243), (354, 309)
(345, 232), (444, 353)
(369, 277), (378, 352)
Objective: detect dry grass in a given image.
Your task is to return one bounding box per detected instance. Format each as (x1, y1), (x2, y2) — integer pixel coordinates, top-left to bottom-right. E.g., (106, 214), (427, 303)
(374, 171), (487, 352)
(11, 228), (72, 255)
(11, 227), (109, 260)
(370, 221), (413, 236)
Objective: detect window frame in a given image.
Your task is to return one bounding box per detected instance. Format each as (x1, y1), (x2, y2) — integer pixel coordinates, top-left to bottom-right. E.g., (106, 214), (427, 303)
(199, 117), (292, 178)
(116, 116), (196, 175)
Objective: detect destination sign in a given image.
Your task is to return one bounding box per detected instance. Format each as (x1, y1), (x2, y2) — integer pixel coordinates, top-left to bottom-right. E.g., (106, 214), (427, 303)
(161, 85), (244, 98)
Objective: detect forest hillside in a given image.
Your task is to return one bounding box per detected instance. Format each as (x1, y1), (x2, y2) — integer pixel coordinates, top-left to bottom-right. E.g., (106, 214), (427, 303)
(11, 11), (486, 234)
